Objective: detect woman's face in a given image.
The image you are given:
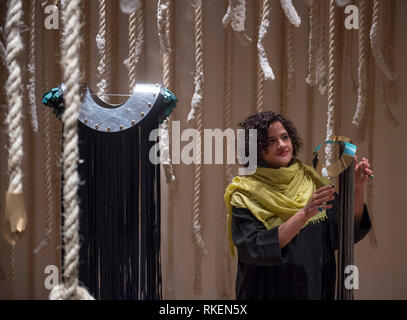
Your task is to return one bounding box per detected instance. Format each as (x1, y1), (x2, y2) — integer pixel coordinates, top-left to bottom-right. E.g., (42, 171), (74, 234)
(260, 121), (293, 168)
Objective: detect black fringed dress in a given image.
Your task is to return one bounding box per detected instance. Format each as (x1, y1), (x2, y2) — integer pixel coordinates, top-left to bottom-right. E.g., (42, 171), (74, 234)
(43, 83), (177, 300)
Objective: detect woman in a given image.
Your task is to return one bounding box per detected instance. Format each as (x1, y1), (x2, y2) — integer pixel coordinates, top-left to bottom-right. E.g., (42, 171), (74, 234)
(224, 111), (373, 300)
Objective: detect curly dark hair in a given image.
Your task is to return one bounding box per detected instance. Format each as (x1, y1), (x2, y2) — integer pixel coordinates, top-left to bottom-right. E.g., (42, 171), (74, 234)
(238, 111), (303, 166)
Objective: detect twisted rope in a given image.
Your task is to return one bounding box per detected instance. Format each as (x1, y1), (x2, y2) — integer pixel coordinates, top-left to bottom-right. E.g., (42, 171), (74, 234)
(370, 0), (397, 82)
(279, 8), (288, 116)
(81, 0), (91, 84)
(222, 0), (251, 46)
(366, 53), (378, 249)
(378, 0), (398, 127)
(325, 0), (339, 166)
(317, 0), (328, 95)
(5, 0), (25, 300)
(305, 4), (314, 164)
(286, 22), (295, 95)
(28, 0), (38, 132)
(49, 0), (93, 300)
(280, 0), (301, 27)
(306, 0), (318, 86)
(96, 0), (109, 101)
(352, 0), (368, 126)
(126, 2), (144, 91)
(188, 0), (207, 296)
(222, 21), (234, 299)
(257, 0), (274, 82)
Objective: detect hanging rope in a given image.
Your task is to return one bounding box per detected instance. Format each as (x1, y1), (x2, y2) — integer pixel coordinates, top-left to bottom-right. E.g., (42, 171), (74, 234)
(305, 4), (314, 164)
(325, 0), (340, 166)
(370, 0), (397, 82)
(81, 0), (91, 84)
(222, 0), (251, 46)
(49, 0), (93, 300)
(157, 0), (177, 299)
(34, 0), (57, 255)
(96, 0), (111, 102)
(187, 0), (207, 296)
(385, 0), (396, 104)
(306, 0), (318, 86)
(280, 0), (301, 27)
(257, 0), (274, 82)
(317, 0), (328, 95)
(222, 18), (234, 299)
(286, 22), (295, 95)
(279, 7), (288, 116)
(4, 0), (25, 300)
(352, 0), (369, 127)
(28, 0), (38, 132)
(366, 53), (378, 249)
(376, 0), (398, 127)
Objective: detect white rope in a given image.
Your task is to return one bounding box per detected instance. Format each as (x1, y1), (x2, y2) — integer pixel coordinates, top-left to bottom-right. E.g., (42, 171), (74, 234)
(5, 0), (25, 300)
(125, 1), (144, 92)
(49, 0), (93, 300)
(370, 0), (397, 81)
(222, 21), (234, 299)
(28, 0), (38, 132)
(325, 0), (339, 166)
(306, 0), (318, 86)
(257, 0), (274, 81)
(222, 0), (251, 46)
(352, 0), (368, 126)
(96, 0), (109, 101)
(280, 0), (301, 27)
(157, 0), (171, 54)
(317, 0), (328, 95)
(189, 0), (207, 296)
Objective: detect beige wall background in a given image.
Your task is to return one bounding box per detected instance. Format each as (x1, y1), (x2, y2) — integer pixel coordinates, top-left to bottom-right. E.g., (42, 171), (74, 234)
(0, 0), (406, 299)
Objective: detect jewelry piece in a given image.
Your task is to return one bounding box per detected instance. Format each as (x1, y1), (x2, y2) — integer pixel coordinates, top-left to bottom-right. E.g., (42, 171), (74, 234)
(313, 136), (356, 178)
(318, 206), (323, 212)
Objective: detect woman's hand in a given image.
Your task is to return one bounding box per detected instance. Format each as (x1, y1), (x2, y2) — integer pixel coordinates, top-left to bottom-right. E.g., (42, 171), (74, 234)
(302, 185), (336, 221)
(354, 155), (373, 190)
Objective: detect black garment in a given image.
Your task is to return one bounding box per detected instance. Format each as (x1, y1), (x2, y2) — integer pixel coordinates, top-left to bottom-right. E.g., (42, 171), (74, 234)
(231, 193), (371, 300)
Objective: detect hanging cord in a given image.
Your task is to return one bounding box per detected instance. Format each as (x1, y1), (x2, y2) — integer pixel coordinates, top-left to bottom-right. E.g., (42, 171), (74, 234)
(385, 0), (396, 104)
(366, 42), (378, 249)
(49, 0), (93, 300)
(375, 0), (398, 127)
(286, 22), (295, 95)
(325, 0), (340, 166)
(126, 0), (144, 91)
(158, 0), (177, 299)
(187, 0), (207, 296)
(96, 0), (111, 102)
(316, 0), (328, 95)
(4, 0), (26, 300)
(81, 0), (91, 84)
(279, 7), (287, 116)
(352, 0), (369, 127)
(222, 0), (251, 46)
(306, 0), (318, 86)
(280, 0), (301, 27)
(222, 17), (234, 299)
(34, 17), (54, 254)
(257, 0), (274, 83)
(158, 0), (176, 185)
(370, 0), (397, 82)
(28, 0), (38, 132)
(305, 5), (314, 164)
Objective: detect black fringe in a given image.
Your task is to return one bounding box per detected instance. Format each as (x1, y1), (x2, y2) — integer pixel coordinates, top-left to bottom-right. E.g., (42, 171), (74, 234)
(336, 158), (355, 300)
(74, 113), (162, 300)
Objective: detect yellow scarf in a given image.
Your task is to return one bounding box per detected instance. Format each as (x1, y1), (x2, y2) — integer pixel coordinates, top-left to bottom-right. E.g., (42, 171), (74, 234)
(224, 158), (333, 257)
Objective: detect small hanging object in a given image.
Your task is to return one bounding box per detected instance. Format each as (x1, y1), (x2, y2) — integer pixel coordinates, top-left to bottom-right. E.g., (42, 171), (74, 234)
(222, 0), (252, 46)
(312, 136), (356, 178)
(120, 0), (141, 14)
(2, 192), (27, 246)
(280, 0), (301, 27)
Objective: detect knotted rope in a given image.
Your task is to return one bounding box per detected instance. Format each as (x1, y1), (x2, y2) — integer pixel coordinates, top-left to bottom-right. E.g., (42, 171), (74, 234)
(49, 0), (94, 300)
